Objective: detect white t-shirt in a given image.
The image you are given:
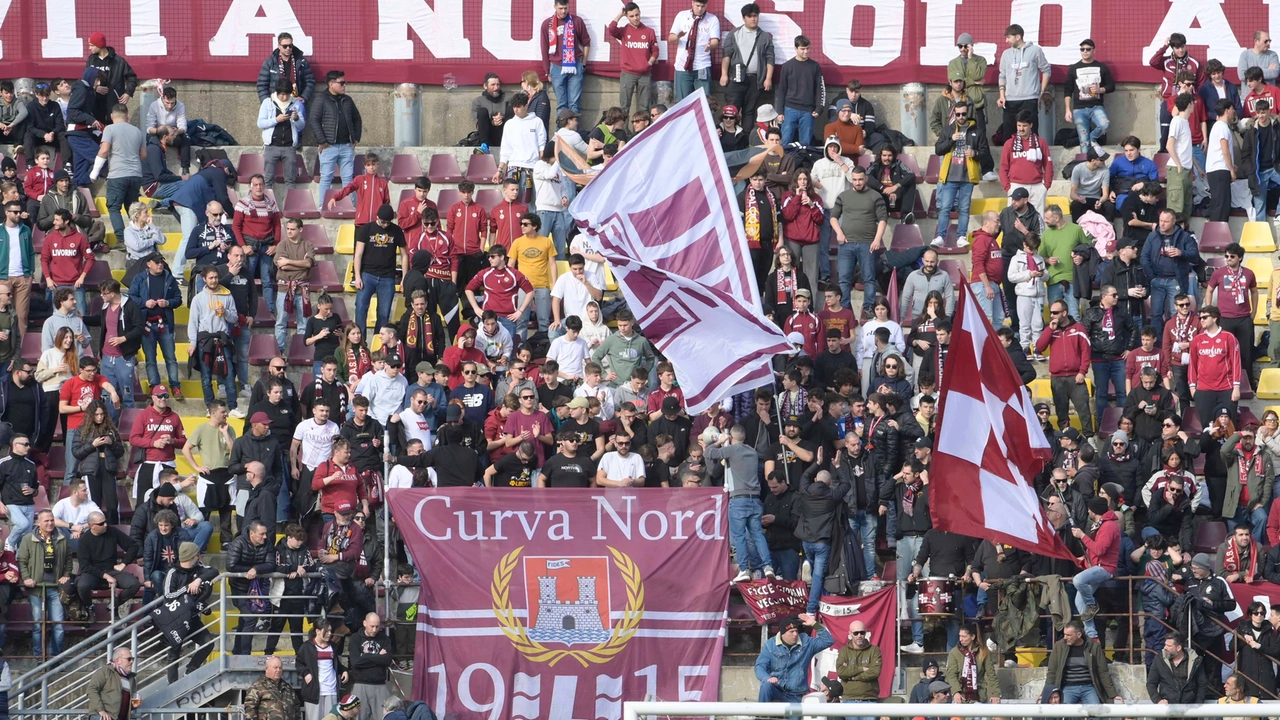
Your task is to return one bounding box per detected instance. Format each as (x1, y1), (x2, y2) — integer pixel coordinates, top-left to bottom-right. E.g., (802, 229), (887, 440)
(597, 451), (645, 485)
(6, 225), (22, 277)
(668, 10), (721, 71)
(399, 407), (434, 450)
(388, 464), (428, 489)
(550, 273), (599, 322)
(1207, 120), (1234, 173)
(546, 335), (590, 378)
(293, 419), (340, 470)
(52, 498), (100, 528)
(1167, 115), (1194, 169)
(574, 382), (616, 420)
(569, 235), (606, 290)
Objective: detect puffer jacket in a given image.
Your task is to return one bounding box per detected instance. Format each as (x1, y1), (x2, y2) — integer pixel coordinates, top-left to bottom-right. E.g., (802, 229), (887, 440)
(934, 118), (986, 184)
(72, 426), (125, 479)
(143, 527), (193, 578)
(795, 464), (850, 544)
(1146, 649), (1205, 703)
(225, 533), (276, 595)
(864, 413), (899, 490)
(308, 90), (362, 146)
(256, 47), (316, 103)
(1098, 447), (1143, 507)
(835, 448), (884, 513)
(1081, 305), (1136, 361)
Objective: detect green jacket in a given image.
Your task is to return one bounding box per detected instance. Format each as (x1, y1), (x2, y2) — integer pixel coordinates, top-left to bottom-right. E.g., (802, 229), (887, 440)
(0, 306), (19, 363)
(929, 90), (975, 139)
(947, 55), (988, 109)
(944, 645), (1000, 701)
(17, 529), (71, 587)
(0, 222), (34, 279)
(1039, 223), (1087, 286)
(835, 642), (882, 699)
(86, 663), (126, 719)
(590, 331), (655, 387)
(1045, 637), (1121, 701)
(1220, 433), (1274, 521)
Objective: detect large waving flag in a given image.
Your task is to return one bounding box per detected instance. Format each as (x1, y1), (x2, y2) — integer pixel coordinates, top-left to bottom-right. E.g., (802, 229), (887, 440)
(930, 283), (1077, 561)
(568, 89), (792, 412)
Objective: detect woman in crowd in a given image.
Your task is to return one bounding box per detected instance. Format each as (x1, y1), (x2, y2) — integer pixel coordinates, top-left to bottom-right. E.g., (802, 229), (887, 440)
(856, 298), (905, 397)
(335, 323), (373, 388)
(123, 201), (164, 284)
(762, 245), (810, 329)
(34, 327), (77, 453)
(780, 170), (825, 293)
(908, 291), (947, 379)
(1233, 600), (1279, 699)
(72, 400), (125, 524)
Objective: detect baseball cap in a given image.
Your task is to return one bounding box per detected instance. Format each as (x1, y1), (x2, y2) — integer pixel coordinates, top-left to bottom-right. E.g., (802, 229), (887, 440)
(721, 104), (739, 118)
(250, 411), (271, 424)
(914, 437), (931, 449)
(556, 107), (579, 123)
(150, 384), (170, 396)
(1010, 187), (1030, 200)
(446, 404), (463, 422)
(568, 397), (590, 409)
(335, 502), (355, 515)
(1059, 427), (1083, 442)
(337, 695), (361, 711)
(662, 396), (681, 413)
(415, 361), (434, 375)
(1086, 147), (1110, 162)
(796, 288), (812, 299)
(783, 415), (802, 427)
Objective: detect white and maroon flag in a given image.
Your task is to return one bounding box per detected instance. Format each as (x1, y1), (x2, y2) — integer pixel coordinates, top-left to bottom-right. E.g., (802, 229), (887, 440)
(930, 283), (1076, 561)
(568, 89), (792, 412)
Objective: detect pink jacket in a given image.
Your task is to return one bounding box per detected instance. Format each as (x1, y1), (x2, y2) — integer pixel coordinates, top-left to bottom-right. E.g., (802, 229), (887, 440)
(1077, 210), (1116, 257)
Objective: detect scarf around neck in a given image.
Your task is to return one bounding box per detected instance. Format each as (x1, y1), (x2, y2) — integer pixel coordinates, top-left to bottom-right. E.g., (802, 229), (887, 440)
(743, 187), (778, 249)
(1011, 132), (1042, 161)
(552, 15), (579, 74)
(1224, 537), (1258, 581)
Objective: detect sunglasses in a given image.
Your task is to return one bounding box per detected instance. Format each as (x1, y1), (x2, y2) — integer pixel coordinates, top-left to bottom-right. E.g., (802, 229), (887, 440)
(1080, 46), (1094, 51)
(271, 365), (286, 371)
(615, 440), (631, 445)
(12, 441), (28, 446)
(520, 221), (534, 226)
(424, 221), (438, 226)
(90, 521), (106, 526)
(1049, 310), (1064, 315)
(333, 79), (347, 85)
(1199, 315), (1212, 321)
(1162, 422), (1176, 428)
(1176, 302), (1191, 308)
(463, 369), (476, 375)
(520, 395), (535, 400)
(154, 393), (169, 399)
(1255, 610), (1268, 615)
(851, 631), (866, 636)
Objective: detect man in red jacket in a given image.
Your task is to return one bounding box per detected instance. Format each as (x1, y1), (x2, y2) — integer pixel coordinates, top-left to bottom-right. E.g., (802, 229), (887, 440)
(999, 110), (1053, 217)
(1189, 305), (1241, 428)
(1035, 299), (1094, 436)
(396, 177), (436, 249)
(40, 209), (93, 316)
(1071, 496), (1118, 640)
(128, 384), (187, 506)
(447, 180), (489, 319)
(488, 179), (528, 251)
(327, 153), (389, 225)
(968, 211), (1003, 325)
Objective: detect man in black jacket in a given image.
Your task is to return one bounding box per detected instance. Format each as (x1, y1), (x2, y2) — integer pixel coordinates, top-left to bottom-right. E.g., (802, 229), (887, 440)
(763, 473), (802, 581)
(229, 412), (283, 526)
(75, 510), (142, 613)
(309, 70), (362, 204)
(247, 380), (298, 509)
(1098, 239), (1149, 331)
(241, 461), (276, 540)
(892, 459), (929, 652)
(1043, 467), (1089, 528)
(159, 541), (218, 682)
(349, 612), (396, 720)
(23, 83), (71, 169)
(256, 33), (315, 103)
(797, 462), (850, 614)
(342, 397), (386, 474)
(225, 519), (276, 655)
(401, 408), (481, 487)
(83, 280), (143, 419)
(1186, 553), (1233, 692)
(1147, 476), (1194, 549)
(1146, 632), (1206, 703)
(1082, 284), (1136, 424)
(85, 33), (137, 125)
(831, 432), (882, 579)
(997, 327), (1036, 385)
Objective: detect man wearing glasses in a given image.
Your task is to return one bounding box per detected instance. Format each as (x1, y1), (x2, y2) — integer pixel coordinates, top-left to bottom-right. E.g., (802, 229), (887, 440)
(308, 70), (361, 206)
(1034, 300), (1094, 436)
(502, 387), (555, 468)
(1082, 284), (1135, 422)
(1240, 31), (1280, 85)
(0, 201), (33, 334)
(1188, 305), (1242, 428)
(931, 101), (985, 249)
(510, 214), (557, 337)
(73, 510), (142, 621)
(407, 206), (460, 339)
(86, 648), (135, 719)
(184, 201), (233, 273)
(18, 510), (71, 655)
(256, 32), (315, 103)
(1064, 40), (1115, 155)
(595, 433), (644, 488)
(1206, 243), (1258, 380)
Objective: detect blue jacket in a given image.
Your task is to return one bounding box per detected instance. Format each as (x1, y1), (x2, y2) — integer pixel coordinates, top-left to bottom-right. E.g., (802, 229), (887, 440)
(1108, 154), (1160, 207)
(142, 134), (181, 186)
(65, 68), (100, 131)
(754, 624), (834, 694)
(1199, 80), (1244, 123)
(168, 161), (234, 220)
(1141, 225), (1199, 281)
(128, 266), (183, 328)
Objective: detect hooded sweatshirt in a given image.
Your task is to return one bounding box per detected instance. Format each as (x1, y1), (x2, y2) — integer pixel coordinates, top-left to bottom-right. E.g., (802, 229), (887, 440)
(1080, 509), (1120, 573)
(65, 68), (101, 134)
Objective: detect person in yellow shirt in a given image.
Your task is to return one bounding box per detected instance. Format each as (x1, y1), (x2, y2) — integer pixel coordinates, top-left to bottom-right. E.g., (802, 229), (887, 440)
(1217, 673), (1259, 718)
(510, 214), (558, 336)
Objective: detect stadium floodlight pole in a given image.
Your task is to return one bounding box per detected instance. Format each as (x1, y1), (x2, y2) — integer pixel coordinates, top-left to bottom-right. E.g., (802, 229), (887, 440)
(622, 703), (1258, 720)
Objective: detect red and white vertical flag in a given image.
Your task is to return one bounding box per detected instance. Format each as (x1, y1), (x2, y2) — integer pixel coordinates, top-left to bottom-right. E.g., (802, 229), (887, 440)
(568, 89), (793, 413)
(930, 283), (1076, 561)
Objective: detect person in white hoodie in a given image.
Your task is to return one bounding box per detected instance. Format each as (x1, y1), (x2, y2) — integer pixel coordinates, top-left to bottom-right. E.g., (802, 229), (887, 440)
(810, 137), (857, 283)
(580, 300), (612, 350)
(1005, 232), (1047, 359)
(256, 80), (306, 193)
(532, 141), (571, 257)
(855, 298), (905, 396)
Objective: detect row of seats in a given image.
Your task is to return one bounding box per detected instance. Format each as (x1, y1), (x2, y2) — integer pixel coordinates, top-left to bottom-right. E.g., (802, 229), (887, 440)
(234, 151), (496, 187)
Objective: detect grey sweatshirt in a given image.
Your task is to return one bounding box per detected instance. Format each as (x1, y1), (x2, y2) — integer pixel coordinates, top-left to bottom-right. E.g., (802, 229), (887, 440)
(705, 442), (760, 497)
(187, 289), (239, 340)
(1239, 48), (1280, 83)
(41, 309), (92, 353)
(999, 42), (1051, 101)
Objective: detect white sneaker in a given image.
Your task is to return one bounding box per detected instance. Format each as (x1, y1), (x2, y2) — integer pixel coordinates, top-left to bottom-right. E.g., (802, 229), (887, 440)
(955, 235), (970, 248)
(901, 642), (924, 654)
(981, 171), (998, 182)
(801, 560), (812, 583)
(229, 408), (247, 419)
(763, 566), (776, 579)
(1092, 142), (1106, 156)
(732, 570), (751, 583)
(930, 236), (945, 247)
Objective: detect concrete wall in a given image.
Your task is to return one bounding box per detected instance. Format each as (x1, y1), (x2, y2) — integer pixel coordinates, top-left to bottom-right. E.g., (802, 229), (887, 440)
(162, 79), (1163, 150)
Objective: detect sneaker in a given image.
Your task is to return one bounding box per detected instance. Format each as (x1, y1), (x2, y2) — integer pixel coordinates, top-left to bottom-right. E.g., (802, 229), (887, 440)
(171, 388), (184, 402)
(801, 560), (812, 583)
(763, 566), (776, 579)
(176, 277), (187, 287)
(930, 235), (945, 247)
(1005, 659), (1017, 668)
(955, 235), (970, 248)
(982, 171), (998, 182)
(229, 408), (247, 419)
(1092, 142), (1106, 156)
(731, 569), (751, 583)
(901, 642), (924, 654)
(1081, 603), (1099, 622)
(903, 211), (916, 225)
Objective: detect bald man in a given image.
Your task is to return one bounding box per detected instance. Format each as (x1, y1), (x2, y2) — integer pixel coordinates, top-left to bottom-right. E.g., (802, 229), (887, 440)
(349, 612), (397, 720)
(186, 200), (234, 285)
(241, 460), (275, 539)
(87, 647), (136, 720)
(246, 655), (302, 720)
(836, 619), (882, 711)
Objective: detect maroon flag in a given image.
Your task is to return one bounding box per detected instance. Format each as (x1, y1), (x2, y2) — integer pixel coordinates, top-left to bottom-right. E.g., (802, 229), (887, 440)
(929, 283), (1076, 561)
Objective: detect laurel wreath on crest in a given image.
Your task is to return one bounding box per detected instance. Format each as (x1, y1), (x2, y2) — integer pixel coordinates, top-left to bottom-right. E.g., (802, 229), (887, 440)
(491, 545), (646, 667)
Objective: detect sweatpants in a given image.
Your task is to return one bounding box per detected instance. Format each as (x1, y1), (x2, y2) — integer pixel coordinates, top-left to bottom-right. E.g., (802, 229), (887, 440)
(1017, 296), (1044, 351)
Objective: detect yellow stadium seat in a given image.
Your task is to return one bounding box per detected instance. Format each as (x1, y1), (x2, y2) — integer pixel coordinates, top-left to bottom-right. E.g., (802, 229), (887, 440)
(161, 233), (181, 251)
(342, 263), (357, 292)
(1029, 378), (1050, 400)
(1257, 300), (1270, 326)
(970, 197), (1007, 215)
(1045, 196), (1070, 213)
(1241, 222), (1277, 253)
(95, 196), (109, 218)
(370, 334), (382, 353)
(1246, 257), (1274, 288)
(111, 268), (125, 282)
(365, 296), (406, 328)
(605, 265), (619, 292)
(556, 260), (570, 277)
(336, 225), (356, 255)
(1257, 368), (1280, 399)
(174, 306), (189, 324)
(1265, 405), (1280, 419)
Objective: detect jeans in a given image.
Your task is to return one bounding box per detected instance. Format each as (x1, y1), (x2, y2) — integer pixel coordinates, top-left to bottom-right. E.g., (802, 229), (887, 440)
(538, 209), (573, 258)
(838, 242), (877, 312)
(520, 288), (552, 335)
(781, 107), (814, 146)
(317, 143), (356, 206)
(355, 273), (396, 334)
(758, 683), (804, 703)
(802, 540), (830, 613)
(262, 145), (298, 191)
(497, 316), (519, 342)
(1047, 282), (1081, 322)
(1072, 106), (1110, 149)
(770, 548), (801, 581)
(249, 251), (277, 316)
(6, 504), (34, 551)
(818, 210), (833, 282)
(173, 204), (199, 281)
(186, 520), (214, 551)
(1061, 684), (1101, 705)
(64, 428), (78, 484)
(1256, 167), (1280, 218)
(200, 344), (237, 410)
(233, 330), (250, 397)
(105, 177), (144, 240)
(1228, 505), (1270, 544)
(100, 355), (135, 421)
(971, 282), (1005, 326)
(935, 180), (973, 241)
(673, 70), (711, 103)
(549, 63), (584, 114)
(276, 291), (308, 353)
(850, 511), (877, 579)
(143, 330), (181, 387)
(1149, 277), (1182, 326)
(29, 587), (64, 657)
(233, 597), (272, 655)
(896, 535), (924, 646)
(1073, 565), (1112, 638)
(1092, 359), (1126, 420)
(728, 497), (772, 573)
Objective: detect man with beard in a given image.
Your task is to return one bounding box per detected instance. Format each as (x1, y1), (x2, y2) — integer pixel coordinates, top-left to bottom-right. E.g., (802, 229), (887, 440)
(649, 395), (693, 465)
(397, 290), (441, 373)
(229, 411), (284, 526)
(1220, 424), (1272, 544)
(765, 415), (816, 491)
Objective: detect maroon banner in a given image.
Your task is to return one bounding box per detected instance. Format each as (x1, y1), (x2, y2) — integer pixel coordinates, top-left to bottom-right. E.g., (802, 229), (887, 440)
(3, 0), (1274, 86)
(386, 488), (731, 720)
(817, 588), (898, 698)
(736, 579), (809, 624)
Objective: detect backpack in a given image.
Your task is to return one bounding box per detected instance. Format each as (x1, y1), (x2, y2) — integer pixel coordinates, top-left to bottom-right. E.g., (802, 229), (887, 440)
(1061, 158), (1084, 181)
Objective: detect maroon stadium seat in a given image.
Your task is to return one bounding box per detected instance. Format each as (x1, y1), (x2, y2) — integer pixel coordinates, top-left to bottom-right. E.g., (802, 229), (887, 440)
(932, 225), (970, 255)
(237, 153), (264, 183)
(1242, 373), (1255, 400)
(31, 227), (45, 254)
(891, 224), (924, 250)
(287, 334), (315, 366)
(938, 259), (965, 287)
(273, 154), (312, 184)
(436, 189), (462, 214)
(321, 189), (355, 220)
(20, 332), (40, 364)
(117, 488), (134, 522)
(283, 189), (320, 219)
(428, 154), (464, 183)
(117, 407), (143, 438)
(1098, 406), (1122, 435)
(924, 155), (941, 185)
(303, 223), (334, 254)
(1199, 221), (1233, 253)
(80, 188), (99, 217)
(898, 154), (924, 184)
(248, 334), (278, 366)
(465, 154), (499, 184)
(476, 188), (503, 214)
(391, 154), (424, 184)
(331, 296), (351, 324)
(84, 262), (112, 288)
(311, 260), (344, 292)
(1153, 153), (1169, 182)
(47, 451), (65, 479)
(253, 296), (274, 328)
(1194, 521), (1227, 554)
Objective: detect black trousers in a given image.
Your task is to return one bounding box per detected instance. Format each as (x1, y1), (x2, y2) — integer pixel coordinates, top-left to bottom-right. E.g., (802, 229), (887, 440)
(88, 466), (119, 525)
(76, 570), (141, 608)
(23, 126), (72, 167)
(1169, 364), (1192, 417)
(1194, 388), (1236, 428)
(1220, 314), (1254, 383)
(1069, 198), (1115, 222)
(167, 626), (214, 683)
(724, 77), (762, 128)
(457, 252), (486, 321)
(474, 108), (505, 148)
(264, 597), (308, 654)
(1159, 101), (1173, 150)
(884, 184), (919, 219)
(169, 133), (193, 173)
(1001, 99), (1040, 138)
(1208, 170), (1233, 222)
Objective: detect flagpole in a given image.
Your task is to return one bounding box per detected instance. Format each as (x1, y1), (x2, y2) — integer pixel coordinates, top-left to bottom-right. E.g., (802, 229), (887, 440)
(775, 393), (790, 488)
